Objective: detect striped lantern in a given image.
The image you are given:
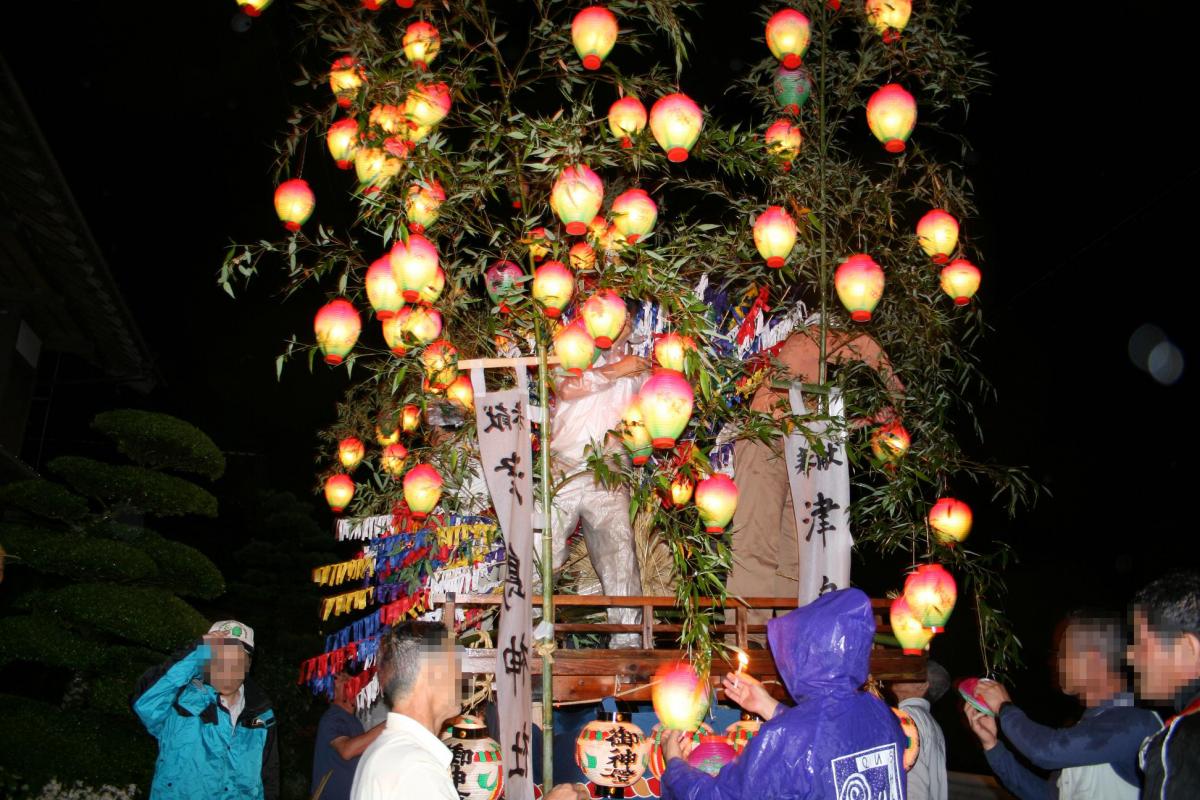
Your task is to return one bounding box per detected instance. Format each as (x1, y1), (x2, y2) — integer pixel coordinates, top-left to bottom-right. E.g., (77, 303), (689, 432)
(892, 707), (921, 771)
(647, 723), (713, 779)
(687, 735), (737, 777)
(773, 66), (812, 115)
(575, 711), (647, 797)
(724, 712), (762, 756)
(442, 717), (504, 800)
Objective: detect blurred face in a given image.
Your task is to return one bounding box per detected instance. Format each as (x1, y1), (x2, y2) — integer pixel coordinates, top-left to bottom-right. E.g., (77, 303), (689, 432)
(421, 645), (462, 723)
(1056, 629), (1105, 697)
(1127, 612), (1200, 702)
(333, 671), (351, 704)
(207, 640), (250, 695)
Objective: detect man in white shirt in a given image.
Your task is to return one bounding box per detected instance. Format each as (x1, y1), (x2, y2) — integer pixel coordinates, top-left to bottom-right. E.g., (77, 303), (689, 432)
(891, 660), (950, 800)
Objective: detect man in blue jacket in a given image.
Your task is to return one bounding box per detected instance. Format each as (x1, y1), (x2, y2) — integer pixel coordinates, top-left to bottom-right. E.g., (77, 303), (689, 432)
(131, 620), (279, 800)
(661, 588), (908, 799)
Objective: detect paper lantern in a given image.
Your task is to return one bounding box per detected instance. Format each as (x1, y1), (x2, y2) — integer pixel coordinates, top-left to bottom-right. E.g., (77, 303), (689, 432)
(329, 57), (365, 109)
(724, 713), (761, 756)
(405, 82), (452, 129)
(688, 735), (737, 777)
(575, 712), (646, 796)
(354, 147), (402, 194)
(647, 724), (712, 779)
(382, 309), (410, 356)
(553, 323), (595, 377)
(608, 96), (647, 148)
(866, 0), (912, 43)
(444, 719), (504, 800)
(765, 8), (811, 68)
(904, 563), (957, 633)
(773, 66), (812, 115)
(550, 165), (605, 236)
(402, 21), (441, 69)
(957, 678), (997, 717)
(650, 93), (703, 163)
(916, 209), (959, 264)
(940, 258), (981, 306)
(870, 421), (910, 463)
(579, 290), (627, 349)
(418, 266), (446, 306)
(611, 189), (657, 243)
(361, 0), (384, 9)
(338, 437), (365, 470)
(237, 0), (272, 16)
(390, 234), (440, 303)
(446, 374), (474, 411)
(569, 241), (596, 272)
(695, 473), (738, 533)
(405, 179), (446, 233)
(376, 422), (400, 446)
(485, 261), (524, 313)
(928, 497), (972, 545)
(620, 397), (653, 466)
(324, 474), (355, 513)
(381, 443), (409, 476)
(395, 0), (414, 6)
(893, 707), (921, 771)
(835, 253), (885, 322)
(401, 404), (422, 433)
(571, 6), (619, 71)
(531, 260), (574, 318)
(402, 305), (443, 347)
(652, 662), (709, 731)
(867, 83), (917, 153)
(274, 179), (314, 232)
(326, 118), (359, 169)
(402, 464), (443, 519)
(365, 256), (404, 320)
(753, 206), (797, 269)
(421, 340), (459, 391)
(370, 104), (407, 136)
(668, 474), (695, 507)
(640, 369), (694, 449)
(314, 299), (361, 365)
(525, 227), (550, 262)
(764, 120), (802, 170)
(889, 595), (934, 655)
(654, 333), (695, 373)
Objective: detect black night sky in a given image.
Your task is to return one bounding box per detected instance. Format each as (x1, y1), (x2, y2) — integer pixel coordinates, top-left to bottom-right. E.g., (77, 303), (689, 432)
(2, 0), (1194, 777)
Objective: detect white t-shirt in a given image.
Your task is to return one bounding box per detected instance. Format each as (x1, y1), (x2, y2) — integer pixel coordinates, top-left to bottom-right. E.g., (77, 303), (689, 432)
(349, 712), (457, 800)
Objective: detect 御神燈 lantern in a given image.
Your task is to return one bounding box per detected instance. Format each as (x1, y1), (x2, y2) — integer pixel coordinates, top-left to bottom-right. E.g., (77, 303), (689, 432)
(418, 266), (446, 306)
(442, 719), (504, 800)
(404, 82), (452, 129)
(569, 241), (596, 272)
(354, 147), (402, 194)
(390, 234), (440, 303)
(870, 421), (910, 463)
(916, 209), (958, 263)
(867, 83), (917, 153)
(274, 179), (314, 232)
(237, 0), (272, 16)
(338, 437), (365, 470)
(621, 397), (653, 466)
(330, 56), (365, 109)
(579, 289), (626, 348)
(446, 374), (474, 411)
(904, 563), (957, 633)
(550, 165), (605, 236)
(866, 0), (912, 43)
(326, 118), (359, 169)
(928, 497), (972, 546)
(402, 464), (443, 519)
(640, 369), (694, 448)
(608, 96), (647, 148)
(485, 261), (524, 313)
(421, 339), (459, 391)
(575, 711), (646, 796)
(940, 258), (981, 306)
(765, 120), (802, 170)
(652, 662), (709, 731)
(401, 404), (421, 433)
(695, 473), (738, 533)
(324, 474), (355, 513)
(611, 189), (657, 243)
(835, 253), (885, 322)
(366, 256), (404, 320)
(753, 205), (797, 269)
(650, 93), (703, 163)
(765, 8), (811, 68)
(553, 322), (595, 376)
(401, 305), (443, 347)
(654, 332), (695, 373)
(889, 595), (934, 655)
(532, 260), (574, 318)
(381, 442), (409, 476)
(773, 66), (812, 115)
(571, 6), (619, 71)
(402, 21), (441, 69)
(405, 179), (445, 233)
(382, 309), (409, 356)
(314, 298), (361, 365)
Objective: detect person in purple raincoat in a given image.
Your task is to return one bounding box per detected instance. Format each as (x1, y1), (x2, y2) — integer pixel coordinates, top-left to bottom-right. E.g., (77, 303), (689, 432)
(661, 588), (907, 800)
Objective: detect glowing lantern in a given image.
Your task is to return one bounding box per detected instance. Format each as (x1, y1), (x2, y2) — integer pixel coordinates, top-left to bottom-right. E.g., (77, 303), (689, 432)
(550, 165), (605, 236)
(419, 267), (446, 306)
(611, 189), (657, 243)
(652, 662), (709, 731)
(654, 333), (695, 373)
(695, 473), (738, 533)
(354, 147), (402, 194)
(773, 66), (812, 115)
(765, 8), (811, 68)
(402, 305), (443, 347)
(338, 437), (365, 470)
(362, 0), (384, 9)
(867, 83), (917, 153)
(648, 724), (712, 780)
(724, 713), (761, 756)
(402, 21), (441, 69)
(381, 443), (409, 476)
(442, 719), (504, 800)
(485, 261), (524, 313)
(382, 309), (410, 356)
(326, 118), (359, 169)
(402, 464), (443, 519)
(893, 708), (921, 771)
(571, 6), (619, 71)
(376, 422), (400, 446)
(421, 340), (459, 391)
(531, 261), (574, 318)
(640, 369), (694, 449)
(669, 474), (695, 507)
(324, 474), (355, 513)
(237, 0), (272, 16)
(553, 323), (595, 376)
(569, 241), (596, 272)
(904, 563), (957, 633)
(390, 234), (440, 303)
(941, 259), (981, 306)
(395, 0), (414, 6)
(366, 256), (404, 320)
(753, 206), (797, 269)
(314, 299), (361, 365)
(928, 497), (972, 546)
(650, 93), (703, 163)
(329, 57), (365, 109)
(575, 712), (646, 793)
(620, 398), (653, 466)
(274, 179), (315, 232)
(370, 104), (407, 136)
(608, 96), (647, 148)
(688, 736), (737, 776)
(524, 227), (550, 261)
(405, 179), (446, 233)
(866, 0), (912, 43)
(765, 120), (802, 170)
(404, 82), (452, 129)
(444, 374), (475, 412)
(916, 209), (959, 263)
(401, 404), (421, 433)
(870, 421), (911, 463)
(587, 215), (608, 243)
(579, 290), (626, 349)
(889, 595), (934, 655)
(835, 253), (885, 322)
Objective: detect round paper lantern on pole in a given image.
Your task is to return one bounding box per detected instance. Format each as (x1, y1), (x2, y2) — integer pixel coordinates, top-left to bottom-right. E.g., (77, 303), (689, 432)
(329, 56), (365, 109)
(940, 258), (981, 306)
(418, 266), (446, 306)
(753, 206), (797, 269)
(608, 96), (647, 148)
(402, 21), (441, 69)
(904, 563), (957, 633)
(550, 165), (605, 236)
(366, 256), (404, 320)
(553, 322), (595, 376)
(381, 443), (409, 477)
(237, 0), (272, 16)
(640, 369), (694, 449)
(390, 234), (440, 303)
(571, 6), (619, 71)
(402, 464), (443, 519)
(866, 0), (912, 43)
(835, 253), (885, 322)
(765, 8), (811, 68)
(404, 82), (452, 129)
(724, 713), (762, 756)
(611, 189), (657, 243)
(443, 718), (504, 800)
(402, 305), (443, 347)
(274, 179), (315, 232)
(579, 289), (627, 348)
(401, 404), (422, 434)
(893, 707), (921, 771)
(421, 340), (459, 392)
(916, 209), (959, 264)
(485, 261), (524, 313)
(620, 397), (653, 466)
(314, 299), (361, 365)
(326, 118), (359, 169)
(575, 711), (646, 797)
(652, 662), (709, 731)
(654, 333), (695, 373)
(765, 120), (802, 170)
(650, 93), (703, 163)
(773, 66), (812, 115)
(928, 497), (972, 546)
(338, 437), (365, 470)
(569, 241), (596, 272)
(870, 421), (911, 463)
(405, 179), (446, 234)
(531, 260), (574, 318)
(889, 595), (934, 655)
(324, 474), (355, 513)
(446, 374), (474, 411)
(695, 473), (738, 533)
(688, 735), (737, 777)
(867, 83), (917, 153)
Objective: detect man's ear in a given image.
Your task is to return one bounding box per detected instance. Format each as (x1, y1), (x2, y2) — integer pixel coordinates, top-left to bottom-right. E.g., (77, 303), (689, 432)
(1182, 632), (1200, 667)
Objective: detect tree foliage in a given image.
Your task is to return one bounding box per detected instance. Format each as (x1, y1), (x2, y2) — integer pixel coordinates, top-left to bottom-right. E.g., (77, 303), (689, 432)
(93, 409), (227, 480)
(49, 456), (218, 518)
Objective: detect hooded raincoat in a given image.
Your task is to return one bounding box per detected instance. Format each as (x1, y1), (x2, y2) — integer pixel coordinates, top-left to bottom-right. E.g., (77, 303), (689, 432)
(663, 588), (906, 800)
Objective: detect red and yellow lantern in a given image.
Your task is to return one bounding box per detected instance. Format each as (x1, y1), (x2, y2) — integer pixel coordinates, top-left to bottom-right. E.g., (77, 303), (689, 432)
(338, 437), (366, 470)
(361, 0), (384, 9)
(402, 305), (443, 347)
(550, 165), (605, 236)
(390, 234), (440, 303)
(640, 369), (694, 449)
(867, 83), (917, 153)
(765, 8), (811, 68)
(835, 253), (885, 322)
(354, 147), (402, 194)
(940, 258), (981, 306)
(579, 289), (627, 349)
(314, 299), (361, 365)
(402, 464), (443, 519)
(553, 322), (595, 376)
(421, 339), (459, 392)
(611, 189), (657, 243)
(531, 261), (574, 318)
(654, 333), (695, 373)
(571, 6), (619, 71)
(649, 93), (703, 163)
(608, 96), (647, 148)
(274, 179), (315, 232)
(376, 421), (401, 446)
(916, 209), (959, 263)
(928, 497), (972, 546)
(405, 82), (452, 129)
(383, 308), (410, 356)
(446, 374), (474, 411)
(381, 442), (409, 476)
(324, 474), (355, 513)
(401, 404), (422, 433)
(724, 713), (762, 757)
(652, 662), (710, 731)
(405, 179), (446, 233)
(366, 256), (404, 320)
(765, 119), (802, 170)
(866, 0), (912, 43)
(870, 421), (911, 463)
(326, 118), (359, 169)
(621, 397), (653, 466)
(904, 563), (957, 633)
(329, 56), (365, 109)
(418, 267), (446, 306)
(753, 205), (797, 269)
(370, 104), (407, 136)
(485, 261), (524, 313)
(402, 21), (441, 70)
(569, 241), (596, 272)
(237, 0), (272, 16)
(695, 473), (738, 533)
(668, 474), (695, 507)
(889, 595), (934, 655)
(524, 227), (550, 262)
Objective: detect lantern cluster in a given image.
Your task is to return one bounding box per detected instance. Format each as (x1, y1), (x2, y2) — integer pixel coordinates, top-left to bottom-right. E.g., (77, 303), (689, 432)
(889, 562), (958, 654)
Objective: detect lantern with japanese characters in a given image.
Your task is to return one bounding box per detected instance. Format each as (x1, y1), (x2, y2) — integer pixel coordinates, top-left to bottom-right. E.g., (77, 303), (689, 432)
(446, 374), (474, 411)
(620, 397), (653, 466)
(688, 735), (737, 777)
(639, 369), (693, 448)
(579, 290), (627, 349)
(402, 21), (440, 69)
(531, 261), (574, 318)
(695, 473), (738, 533)
(366, 256), (404, 320)
(940, 258), (981, 306)
(765, 8), (811, 68)
(444, 719), (504, 800)
(654, 333), (695, 373)
(324, 474), (355, 513)
(893, 707), (921, 771)
(329, 56), (365, 109)
(724, 713), (762, 756)
(401, 403), (422, 434)
(575, 712), (647, 797)
(866, 0), (912, 43)
(314, 299), (361, 365)
(485, 261), (525, 313)
(611, 189), (657, 243)
(867, 83), (917, 153)
(274, 179), (314, 232)
(870, 421), (911, 464)
(753, 205), (797, 269)
(421, 339), (459, 392)
(237, 0), (272, 16)
(916, 209), (959, 264)
(649, 93), (703, 163)
(773, 66), (812, 115)
(928, 497), (972, 546)
(391, 234), (440, 303)
(404, 82), (452, 129)
(326, 118), (359, 169)
(553, 322), (596, 376)
(402, 464), (443, 519)
(381, 443), (409, 477)
(550, 165), (605, 236)
(405, 179), (446, 233)
(338, 437), (365, 470)
(889, 595), (934, 655)
(835, 253), (885, 322)
(904, 563), (957, 633)
(608, 96), (647, 148)
(765, 120), (802, 170)
(571, 6), (619, 71)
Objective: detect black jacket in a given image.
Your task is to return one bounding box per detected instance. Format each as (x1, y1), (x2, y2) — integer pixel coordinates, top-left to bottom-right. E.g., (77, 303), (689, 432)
(1140, 679), (1200, 800)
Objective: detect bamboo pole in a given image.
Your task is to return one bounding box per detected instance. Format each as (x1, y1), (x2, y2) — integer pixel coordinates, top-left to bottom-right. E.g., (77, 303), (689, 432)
(536, 321), (555, 794)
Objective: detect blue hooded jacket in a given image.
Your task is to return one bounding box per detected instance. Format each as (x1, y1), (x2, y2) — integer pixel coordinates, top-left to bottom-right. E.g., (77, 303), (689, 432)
(663, 588), (907, 800)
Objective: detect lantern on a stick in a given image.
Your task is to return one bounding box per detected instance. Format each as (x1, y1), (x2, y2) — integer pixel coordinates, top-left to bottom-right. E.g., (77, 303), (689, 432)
(867, 83), (917, 153)
(765, 8), (811, 68)
(531, 261), (574, 318)
(608, 96), (647, 148)
(916, 209), (959, 264)
(753, 205), (797, 269)
(402, 464), (443, 519)
(929, 497), (972, 546)
(650, 93), (703, 163)
(324, 474), (355, 513)
(904, 563), (957, 633)
(640, 369), (693, 449)
(274, 179), (314, 232)
(695, 473), (738, 533)
(610, 189), (657, 243)
(940, 259), (981, 306)
(571, 6), (619, 71)
(314, 299), (361, 365)
(835, 254), (885, 322)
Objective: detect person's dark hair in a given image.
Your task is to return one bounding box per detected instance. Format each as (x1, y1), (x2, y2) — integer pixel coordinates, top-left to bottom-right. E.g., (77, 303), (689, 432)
(926, 660), (951, 704)
(1061, 608), (1128, 674)
(377, 623), (450, 707)
(1134, 571), (1200, 640)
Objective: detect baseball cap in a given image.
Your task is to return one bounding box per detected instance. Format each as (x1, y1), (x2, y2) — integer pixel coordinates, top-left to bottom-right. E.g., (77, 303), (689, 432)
(208, 620), (255, 653)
